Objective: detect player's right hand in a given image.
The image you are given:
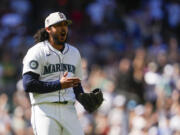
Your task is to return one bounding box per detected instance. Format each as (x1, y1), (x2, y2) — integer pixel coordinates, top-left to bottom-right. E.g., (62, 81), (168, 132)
(60, 71), (81, 89)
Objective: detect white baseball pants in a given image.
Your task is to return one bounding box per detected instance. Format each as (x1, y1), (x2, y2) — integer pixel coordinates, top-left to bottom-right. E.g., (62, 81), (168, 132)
(31, 102), (84, 135)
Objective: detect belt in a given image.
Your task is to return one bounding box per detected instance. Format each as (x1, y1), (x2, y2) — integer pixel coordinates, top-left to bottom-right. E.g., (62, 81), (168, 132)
(52, 101), (68, 104)
(32, 101), (74, 106)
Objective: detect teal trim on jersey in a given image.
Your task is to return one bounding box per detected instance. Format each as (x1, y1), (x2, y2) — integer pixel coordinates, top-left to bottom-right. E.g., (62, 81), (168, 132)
(62, 44), (69, 55)
(43, 63), (75, 75)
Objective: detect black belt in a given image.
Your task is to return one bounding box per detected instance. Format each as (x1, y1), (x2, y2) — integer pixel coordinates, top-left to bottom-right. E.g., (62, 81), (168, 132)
(52, 101), (69, 104)
(32, 101), (73, 106)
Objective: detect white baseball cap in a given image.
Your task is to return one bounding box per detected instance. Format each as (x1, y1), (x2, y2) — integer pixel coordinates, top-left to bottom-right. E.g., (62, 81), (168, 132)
(45, 12), (72, 28)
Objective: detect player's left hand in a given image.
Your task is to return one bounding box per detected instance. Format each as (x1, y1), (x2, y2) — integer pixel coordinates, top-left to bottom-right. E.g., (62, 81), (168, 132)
(77, 88), (104, 113)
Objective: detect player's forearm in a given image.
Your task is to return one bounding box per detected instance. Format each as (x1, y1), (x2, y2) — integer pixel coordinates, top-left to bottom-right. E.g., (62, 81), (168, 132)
(23, 72), (61, 93)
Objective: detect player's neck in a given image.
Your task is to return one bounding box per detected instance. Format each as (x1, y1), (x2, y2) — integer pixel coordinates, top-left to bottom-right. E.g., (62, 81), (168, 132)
(49, 39), (64, 52)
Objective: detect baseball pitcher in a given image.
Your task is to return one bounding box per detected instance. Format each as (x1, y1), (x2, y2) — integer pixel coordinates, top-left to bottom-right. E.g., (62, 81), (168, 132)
(22, 12), (103, 135)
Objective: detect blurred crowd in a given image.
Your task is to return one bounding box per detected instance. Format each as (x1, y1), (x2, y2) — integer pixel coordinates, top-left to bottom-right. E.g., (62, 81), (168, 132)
(1, 0), (180, 134)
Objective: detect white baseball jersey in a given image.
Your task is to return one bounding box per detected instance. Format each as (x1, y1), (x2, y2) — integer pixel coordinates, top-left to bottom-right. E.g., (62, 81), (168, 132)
(23, 40), (83, 105)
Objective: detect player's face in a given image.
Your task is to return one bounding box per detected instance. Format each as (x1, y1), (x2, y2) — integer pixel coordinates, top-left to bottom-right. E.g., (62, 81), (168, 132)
(49, 21), (68, 45)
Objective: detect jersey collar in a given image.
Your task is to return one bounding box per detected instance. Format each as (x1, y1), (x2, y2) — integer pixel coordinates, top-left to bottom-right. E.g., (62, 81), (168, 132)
(45, 40), (69, 55)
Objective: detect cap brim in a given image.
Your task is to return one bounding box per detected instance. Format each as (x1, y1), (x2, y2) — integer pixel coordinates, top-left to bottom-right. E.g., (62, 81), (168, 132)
(51, 20), (72, 27)
(66, 20), (72, 25)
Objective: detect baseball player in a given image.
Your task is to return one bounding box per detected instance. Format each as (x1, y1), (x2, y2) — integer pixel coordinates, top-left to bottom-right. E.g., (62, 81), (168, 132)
(22, 12), (103, 135)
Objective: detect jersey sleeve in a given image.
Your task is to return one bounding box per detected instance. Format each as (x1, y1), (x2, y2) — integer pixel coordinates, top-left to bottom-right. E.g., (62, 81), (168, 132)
(75, 51), (83, 80)
(22, 47), (43, 75)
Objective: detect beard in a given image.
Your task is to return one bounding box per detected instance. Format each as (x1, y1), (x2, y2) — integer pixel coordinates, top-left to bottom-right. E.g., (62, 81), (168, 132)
(52, 33), (67, 46)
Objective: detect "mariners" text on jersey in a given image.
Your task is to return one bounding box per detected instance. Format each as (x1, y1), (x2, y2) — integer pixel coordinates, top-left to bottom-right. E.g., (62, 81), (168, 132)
(43, 63), (75, 75)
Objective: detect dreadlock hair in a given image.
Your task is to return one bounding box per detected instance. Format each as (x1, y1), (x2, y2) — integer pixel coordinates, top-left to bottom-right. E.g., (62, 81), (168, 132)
(33, 28), (49, 44)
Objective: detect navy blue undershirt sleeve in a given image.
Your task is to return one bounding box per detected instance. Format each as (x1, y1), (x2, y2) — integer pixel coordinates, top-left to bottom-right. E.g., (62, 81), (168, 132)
(73, 83), (84, 99)
(23, 72), (61, 93)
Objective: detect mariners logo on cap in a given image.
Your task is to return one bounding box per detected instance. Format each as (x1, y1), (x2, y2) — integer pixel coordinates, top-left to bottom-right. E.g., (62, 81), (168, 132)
(29, 60), (39, 69)
(58, 12), (65, 19)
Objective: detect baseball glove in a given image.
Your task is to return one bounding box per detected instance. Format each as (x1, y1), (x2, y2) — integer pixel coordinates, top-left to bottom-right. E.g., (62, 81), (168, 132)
(77, 88), (104, 113)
